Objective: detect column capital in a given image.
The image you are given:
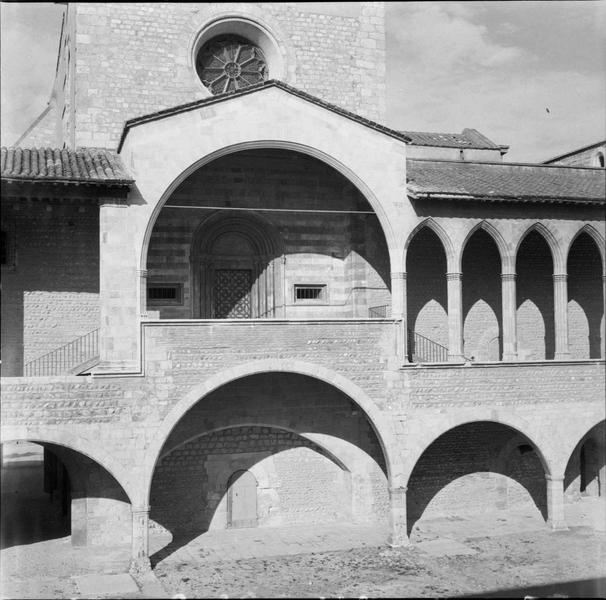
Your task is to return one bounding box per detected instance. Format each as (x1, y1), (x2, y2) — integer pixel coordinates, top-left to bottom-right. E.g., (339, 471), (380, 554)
(501, 272), (517, 282)
(131, 505), (150, 515)
(545, 474), (565, 483)
(390, 271), (407, 280)
(552, 273), (568, 282)
(446, 272), (462, 281)
(388, 485), (408, 496)
(136, 269), (148, 278)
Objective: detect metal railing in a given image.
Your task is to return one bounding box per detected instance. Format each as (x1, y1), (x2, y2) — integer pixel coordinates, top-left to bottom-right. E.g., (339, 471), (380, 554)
(408, 329), (449, 363)
(24, 329), (99, 376)
(368, 305), (391, 318)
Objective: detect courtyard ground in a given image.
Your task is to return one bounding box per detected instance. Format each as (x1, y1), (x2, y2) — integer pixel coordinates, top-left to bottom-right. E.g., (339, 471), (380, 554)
(1, 495), (605, 599)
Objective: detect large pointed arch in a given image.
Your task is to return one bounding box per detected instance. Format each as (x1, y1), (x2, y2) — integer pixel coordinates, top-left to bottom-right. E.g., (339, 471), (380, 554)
(565, 223), (605, 269)
(459, 220), (508, 272)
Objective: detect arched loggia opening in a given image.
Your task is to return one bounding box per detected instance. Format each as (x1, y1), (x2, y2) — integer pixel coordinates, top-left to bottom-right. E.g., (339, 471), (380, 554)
(148, 372), (390, 566)
(406, 226), (449, 362)
(1, 440), (131, 551)
(516, 230), (555, 360)
(144, 149), (391, 320)
(567, 232), (604, 359)
(462, 229), (503, 361)
(406, 422), (548, 540)
(565, 421), (605, 502)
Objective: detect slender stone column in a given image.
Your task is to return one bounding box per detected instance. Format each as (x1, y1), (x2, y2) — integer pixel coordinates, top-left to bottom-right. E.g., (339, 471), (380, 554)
(388, 486), (409, 546)
(391, 272), (408, 361)
(446, 272), (465, 361)
(130, 506), (151, 573)
(137, 269), (148, 317)
(501, 272), (518, 361)
(553, 273), (570, 360)
(545, 475), (568, 531)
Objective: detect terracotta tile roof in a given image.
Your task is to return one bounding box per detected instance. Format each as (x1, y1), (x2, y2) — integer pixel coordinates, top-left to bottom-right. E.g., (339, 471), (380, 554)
(401, 128), (502, 150)
(0, 147), (133, 186)
(117, 79), (412, 151)
(407, 159), (606, 204)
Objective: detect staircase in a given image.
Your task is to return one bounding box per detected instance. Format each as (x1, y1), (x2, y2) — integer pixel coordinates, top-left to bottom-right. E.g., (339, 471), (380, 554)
(23, 329), (100, 376)
(368, 306), (467, 363)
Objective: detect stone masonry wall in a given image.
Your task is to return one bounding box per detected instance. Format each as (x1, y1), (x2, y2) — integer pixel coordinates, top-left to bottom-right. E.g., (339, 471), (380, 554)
(70, 2), (386, 148)
(147, 150), (390, 319)
(546, 144), (606, 167)
(151, 426), (355, 535)
(1, 200), (100, 376)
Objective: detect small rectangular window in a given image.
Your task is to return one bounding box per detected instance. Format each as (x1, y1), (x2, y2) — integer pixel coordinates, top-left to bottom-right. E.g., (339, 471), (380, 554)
(294, 284), (327, 303)
(147, 283), (183, 305)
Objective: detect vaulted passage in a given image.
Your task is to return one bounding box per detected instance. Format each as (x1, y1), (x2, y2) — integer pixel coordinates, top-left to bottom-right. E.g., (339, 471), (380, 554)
(567, 233), (604, 359)
(1, 441), (131, 549)
(149, 372), (389, 563)
(406, 422), (547, 537)
(145, 149), (391, 320)
(462, 229), (502, 361)
(406, 227), (448, 361)
(516, 231), (555, 360)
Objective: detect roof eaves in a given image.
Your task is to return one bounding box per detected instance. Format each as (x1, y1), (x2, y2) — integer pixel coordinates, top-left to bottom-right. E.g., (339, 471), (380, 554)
(409, 191), (605, 205)
(542, 140), (606, 164)
(117, 80), (412, 152)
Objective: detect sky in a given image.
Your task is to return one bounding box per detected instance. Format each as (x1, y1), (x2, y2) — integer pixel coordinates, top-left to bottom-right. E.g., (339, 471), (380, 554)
(1, 1), (605, 162)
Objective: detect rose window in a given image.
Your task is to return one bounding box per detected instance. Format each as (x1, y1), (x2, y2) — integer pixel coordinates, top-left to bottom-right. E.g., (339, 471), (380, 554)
(196, 36), (268, 95)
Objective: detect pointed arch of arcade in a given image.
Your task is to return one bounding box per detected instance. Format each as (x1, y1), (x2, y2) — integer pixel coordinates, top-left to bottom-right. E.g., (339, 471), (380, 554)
(403, 218), (455, 271)
(0, 431), (135, 506)
(139, 140), (399, 280)
(458, 220), (509, 272)
(402, 413), (554, 487)
(143, 359), (403, 505)
(565, 223), (606, 268)
(513, 222), (563, 273)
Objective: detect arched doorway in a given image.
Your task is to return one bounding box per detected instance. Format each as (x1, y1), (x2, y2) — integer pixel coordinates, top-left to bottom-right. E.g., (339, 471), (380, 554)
(226, 470), (258, 528)
(192, 213), (282, 319)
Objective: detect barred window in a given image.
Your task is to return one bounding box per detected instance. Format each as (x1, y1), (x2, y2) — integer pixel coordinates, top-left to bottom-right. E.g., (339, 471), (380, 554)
(147, 283), (183, 305)
(294, 285), (327, 303)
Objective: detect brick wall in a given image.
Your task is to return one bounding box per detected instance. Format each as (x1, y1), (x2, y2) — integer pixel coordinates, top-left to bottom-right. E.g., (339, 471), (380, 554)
(406, 228), (448, 349)
(68, 2), (386, 148)
(462, 230), (502, 361)
(1, 200), (100, 376)
(567, 233), (604, 359)
(516, 231), (554, 360)
(407, 422), (546, 529)
(147, 150), (390, 319)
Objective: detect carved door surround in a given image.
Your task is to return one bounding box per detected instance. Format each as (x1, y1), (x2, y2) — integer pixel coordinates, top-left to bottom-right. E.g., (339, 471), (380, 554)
(191, 212), (284, 319)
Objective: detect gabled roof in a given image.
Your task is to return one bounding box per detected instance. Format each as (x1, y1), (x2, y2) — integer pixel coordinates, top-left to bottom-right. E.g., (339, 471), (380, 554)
(117, 79), (412, 151)
(0, 147), (133, 186)
(543, 140), (605, 164)
(407, 158), (606, 205)
(401, 128), (504, 150)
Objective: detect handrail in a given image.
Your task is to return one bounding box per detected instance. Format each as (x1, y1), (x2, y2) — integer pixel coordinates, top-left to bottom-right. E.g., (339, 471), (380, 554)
(408, 329), (449, 363)
(24, 328), (99, 376)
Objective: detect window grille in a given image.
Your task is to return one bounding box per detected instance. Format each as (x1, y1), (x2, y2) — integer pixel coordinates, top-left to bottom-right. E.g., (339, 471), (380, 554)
(294, 285), (326, 303)
(147, 284), (183, 305)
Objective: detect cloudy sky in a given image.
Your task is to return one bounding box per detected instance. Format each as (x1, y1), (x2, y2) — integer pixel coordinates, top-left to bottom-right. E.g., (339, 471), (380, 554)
(1, 2), (604, 162)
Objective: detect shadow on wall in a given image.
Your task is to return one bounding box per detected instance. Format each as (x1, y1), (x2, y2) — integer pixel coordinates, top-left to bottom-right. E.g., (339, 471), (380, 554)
(149, 428), (356, 568)
(406, 422), (548, 536)
(565, 420), (606, 500)
(0, 441), (131, 550)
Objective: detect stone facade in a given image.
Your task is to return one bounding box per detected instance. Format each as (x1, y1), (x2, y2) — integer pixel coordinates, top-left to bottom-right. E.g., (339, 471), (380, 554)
(1, 1), (604, 570)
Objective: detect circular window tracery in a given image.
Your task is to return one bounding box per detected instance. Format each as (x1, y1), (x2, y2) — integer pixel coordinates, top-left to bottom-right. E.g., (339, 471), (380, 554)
(196, 36), (268, 95)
